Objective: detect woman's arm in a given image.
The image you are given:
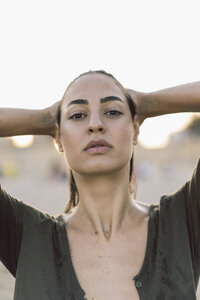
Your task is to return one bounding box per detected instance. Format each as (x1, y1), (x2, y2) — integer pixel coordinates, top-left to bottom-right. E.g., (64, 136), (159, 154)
(0, 102), (60, 138)
(127, 81), (200, 125)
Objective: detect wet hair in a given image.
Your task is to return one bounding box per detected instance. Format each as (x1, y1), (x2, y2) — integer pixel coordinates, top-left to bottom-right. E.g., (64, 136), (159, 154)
(57, 70), (137, 213)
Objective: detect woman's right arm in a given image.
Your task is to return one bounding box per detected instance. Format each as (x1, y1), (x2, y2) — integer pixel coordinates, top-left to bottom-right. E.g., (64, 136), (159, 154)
(0, 102), (60, 138)
(0, 102), (60, 276)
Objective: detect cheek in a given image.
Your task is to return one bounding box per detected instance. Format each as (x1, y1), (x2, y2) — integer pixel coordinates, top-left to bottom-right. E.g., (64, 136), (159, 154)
(116, 122), (134, 145)
(60, 123), (83, 166)
(111, 123), (134, 161)
(60, 121), (80, 146)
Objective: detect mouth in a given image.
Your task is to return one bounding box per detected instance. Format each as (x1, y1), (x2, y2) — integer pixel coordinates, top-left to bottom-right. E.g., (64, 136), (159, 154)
(84, 139), (112, 152)
(85, 145), (112, 153)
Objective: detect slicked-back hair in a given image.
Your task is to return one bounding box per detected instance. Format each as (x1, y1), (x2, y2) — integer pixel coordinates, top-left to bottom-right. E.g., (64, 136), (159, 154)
(57, 70), (137, 213)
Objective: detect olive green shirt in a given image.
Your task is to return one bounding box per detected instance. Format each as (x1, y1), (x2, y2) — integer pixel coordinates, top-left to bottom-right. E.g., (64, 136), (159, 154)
(1, 159), (200, 299)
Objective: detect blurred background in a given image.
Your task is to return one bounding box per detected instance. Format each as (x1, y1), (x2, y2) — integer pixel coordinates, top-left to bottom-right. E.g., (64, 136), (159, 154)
(1, 0), (200, 298)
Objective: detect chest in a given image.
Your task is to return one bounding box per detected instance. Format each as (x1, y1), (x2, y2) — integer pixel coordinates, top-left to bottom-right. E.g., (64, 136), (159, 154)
(66, 224), (148, 300)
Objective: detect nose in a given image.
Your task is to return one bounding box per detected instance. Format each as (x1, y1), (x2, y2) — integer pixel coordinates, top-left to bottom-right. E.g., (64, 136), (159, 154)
(87, 112), (105, 134)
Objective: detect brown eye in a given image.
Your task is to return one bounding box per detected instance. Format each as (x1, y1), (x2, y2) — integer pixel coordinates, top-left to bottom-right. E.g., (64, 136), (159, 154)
(69, 113), (87, 120)
(106, 110), (123, 116)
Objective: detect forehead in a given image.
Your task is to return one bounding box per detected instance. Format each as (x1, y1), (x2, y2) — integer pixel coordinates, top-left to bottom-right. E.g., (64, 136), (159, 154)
(63, 73), (126, 104)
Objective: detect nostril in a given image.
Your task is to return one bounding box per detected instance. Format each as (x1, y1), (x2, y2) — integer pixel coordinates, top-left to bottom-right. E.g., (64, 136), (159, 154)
(88, 125), (104, 133)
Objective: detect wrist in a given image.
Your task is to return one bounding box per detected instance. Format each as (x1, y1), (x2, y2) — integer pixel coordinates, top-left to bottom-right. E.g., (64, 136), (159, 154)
(41, 107), (57, 137)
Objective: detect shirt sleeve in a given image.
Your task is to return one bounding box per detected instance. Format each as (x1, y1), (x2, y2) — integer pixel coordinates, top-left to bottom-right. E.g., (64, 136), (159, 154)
(0, 184), (54, 278)
(181, 158), (200, 263)
(0, 184), (24, 277)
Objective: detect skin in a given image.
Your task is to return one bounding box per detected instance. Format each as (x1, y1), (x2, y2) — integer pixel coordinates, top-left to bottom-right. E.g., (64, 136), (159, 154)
(55, 73), (150, 242)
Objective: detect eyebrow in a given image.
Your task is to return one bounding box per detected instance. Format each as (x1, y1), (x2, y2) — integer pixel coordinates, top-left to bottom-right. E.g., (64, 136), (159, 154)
(66, 96), (123, 108)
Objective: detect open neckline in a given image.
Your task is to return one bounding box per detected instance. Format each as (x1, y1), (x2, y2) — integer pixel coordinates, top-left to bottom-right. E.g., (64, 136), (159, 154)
(133, 204), (155, 281)
(59, 204), (156, 299)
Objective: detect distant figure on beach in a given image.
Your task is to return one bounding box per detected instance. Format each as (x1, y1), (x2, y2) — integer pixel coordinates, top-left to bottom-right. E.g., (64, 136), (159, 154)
(0, 70), (200, 299)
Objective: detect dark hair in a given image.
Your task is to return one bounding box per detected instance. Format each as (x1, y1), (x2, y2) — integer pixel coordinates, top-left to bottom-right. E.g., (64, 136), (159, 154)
(57, 70), (137, 213)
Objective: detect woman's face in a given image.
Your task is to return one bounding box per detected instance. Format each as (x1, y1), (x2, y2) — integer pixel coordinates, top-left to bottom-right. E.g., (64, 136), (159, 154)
(56, 73), (139, 176)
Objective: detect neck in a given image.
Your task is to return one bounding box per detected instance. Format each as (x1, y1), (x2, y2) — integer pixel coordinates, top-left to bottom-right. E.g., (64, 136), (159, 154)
(70, 166), (137, 241)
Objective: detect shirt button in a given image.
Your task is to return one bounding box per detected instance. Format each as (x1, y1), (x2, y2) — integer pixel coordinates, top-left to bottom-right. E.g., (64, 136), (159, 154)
(135, 281), (142, 288)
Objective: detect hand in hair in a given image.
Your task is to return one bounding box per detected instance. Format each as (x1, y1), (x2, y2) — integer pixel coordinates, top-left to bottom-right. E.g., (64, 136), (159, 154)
(47, 101), (61, 138)
(126, 89), (147, 126)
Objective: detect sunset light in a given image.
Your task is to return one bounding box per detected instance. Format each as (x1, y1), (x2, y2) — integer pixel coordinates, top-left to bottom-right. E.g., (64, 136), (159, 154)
(138, 113), (193, 149)
(11, 136), (34, 148)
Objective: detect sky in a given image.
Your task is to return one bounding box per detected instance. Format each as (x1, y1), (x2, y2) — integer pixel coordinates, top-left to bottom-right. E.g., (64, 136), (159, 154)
(1, 0), (200, 148)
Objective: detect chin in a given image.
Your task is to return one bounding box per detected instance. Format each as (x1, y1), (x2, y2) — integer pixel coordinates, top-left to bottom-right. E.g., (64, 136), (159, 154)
(72, 162), (128, 177)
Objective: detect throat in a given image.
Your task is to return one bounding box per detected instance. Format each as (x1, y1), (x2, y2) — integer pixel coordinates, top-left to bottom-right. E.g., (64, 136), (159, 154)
(104, 223), (111, 233)
(93, 223), (112, 240)
(102, 223), (112, 240)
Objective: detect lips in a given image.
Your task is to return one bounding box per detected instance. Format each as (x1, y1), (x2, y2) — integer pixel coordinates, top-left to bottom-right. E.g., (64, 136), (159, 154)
(84, 139), (112, 151)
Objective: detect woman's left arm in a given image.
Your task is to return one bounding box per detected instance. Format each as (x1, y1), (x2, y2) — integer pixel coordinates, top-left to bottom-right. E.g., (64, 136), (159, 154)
(127, 81), (200, 125)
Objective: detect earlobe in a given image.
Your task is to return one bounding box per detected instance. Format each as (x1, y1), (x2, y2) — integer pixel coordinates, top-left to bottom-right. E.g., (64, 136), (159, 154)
(56, 142), (64, 153)
(133, 139), (138, 145)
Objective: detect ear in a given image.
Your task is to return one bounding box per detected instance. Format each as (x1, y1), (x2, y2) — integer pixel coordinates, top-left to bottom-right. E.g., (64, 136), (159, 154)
(132, 115), (140, 145)
(55, 123), (64, 153)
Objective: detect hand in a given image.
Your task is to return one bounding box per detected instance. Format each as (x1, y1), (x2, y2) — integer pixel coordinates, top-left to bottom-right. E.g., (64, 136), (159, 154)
(47, 101), (61, 138)
(126, 89), (147, 126)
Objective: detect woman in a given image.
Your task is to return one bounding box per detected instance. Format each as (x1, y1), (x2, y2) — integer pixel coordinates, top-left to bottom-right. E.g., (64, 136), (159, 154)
(0, 70), (200, 300)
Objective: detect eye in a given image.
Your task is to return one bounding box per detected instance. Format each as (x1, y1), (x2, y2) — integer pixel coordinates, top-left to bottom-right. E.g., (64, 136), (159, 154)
(68, 110), (123, 121)
(69, 112), (87, 120)
(106, 110), (123, 117)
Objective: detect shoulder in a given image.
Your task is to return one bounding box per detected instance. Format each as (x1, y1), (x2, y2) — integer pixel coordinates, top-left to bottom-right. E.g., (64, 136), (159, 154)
(61, 213), (72, 224)
(133, 199), (152, 218)
(59, 209), (77, 228)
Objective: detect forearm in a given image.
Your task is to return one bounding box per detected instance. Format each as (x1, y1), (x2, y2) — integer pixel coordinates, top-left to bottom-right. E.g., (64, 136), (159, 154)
(142, 81), (200, 118)
(0, 107), (55, 138)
